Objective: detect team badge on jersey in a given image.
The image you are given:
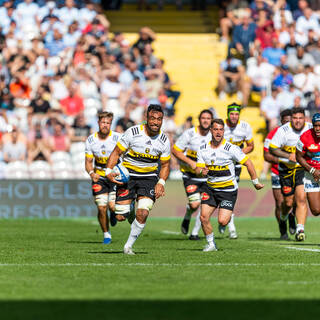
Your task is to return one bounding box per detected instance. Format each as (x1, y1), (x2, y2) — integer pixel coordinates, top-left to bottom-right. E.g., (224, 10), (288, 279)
(145, 148), (150, 153)
(202, 192), (210, 201)
(186, 185), (197, 193)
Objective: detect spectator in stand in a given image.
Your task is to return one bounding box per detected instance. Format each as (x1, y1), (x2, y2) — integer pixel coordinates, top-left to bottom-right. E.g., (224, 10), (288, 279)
(58, 0), (79, 26)
(27, 121), (52, 164)
(2, 126), (27, 163)
(296, 7), (320, 38)
(115, 106), (136, 133)
(273, 64), (293, 90)
(287, 45), (315, 73)
(250, 0), (272, 22)
(262, 37), (286, 66)
(60, 84), (84, 118)
(45, 28), (66, 57)
(293, 64), (318, 96)
(255, 20), (277, 50)
(293, 0), (309, 20)
(48, 122), (71, 152)
(132, 27), (156, 55)
(273, 0), (293, 30)
(229, 13), (257, 59)
(70, 113), (92, 143)
(29, 86), (51, 116)
(307, 90), (320, 118)
(260, 85), (282, 131)
(217, 53), (244, 101)
(219, 0), (249, 42)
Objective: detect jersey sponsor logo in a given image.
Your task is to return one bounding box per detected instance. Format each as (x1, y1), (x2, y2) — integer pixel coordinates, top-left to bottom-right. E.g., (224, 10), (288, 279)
(282, 186), (292, 194)
(202, 192), (210, 201)
(128, 150), (160, 160)
(117, 189), (129, 197)
(186, 184), (198, 193)
(308, 144), (318, 150)
(283, 146), (296, 153)
(92, 184), (102, 193)
(221, 200), (233, 208)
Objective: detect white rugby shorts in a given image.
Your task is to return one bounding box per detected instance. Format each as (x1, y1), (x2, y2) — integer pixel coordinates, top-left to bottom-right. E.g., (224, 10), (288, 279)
(271, 172), (281, 189)
(304, 171), (320, 193)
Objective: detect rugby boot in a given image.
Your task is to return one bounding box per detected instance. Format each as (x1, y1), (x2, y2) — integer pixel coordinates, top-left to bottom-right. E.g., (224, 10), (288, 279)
(189, 234), (200, 240)
(288, 212), (296, 235)
(181, 218), (190, 235)
(279, 219), (288, 240)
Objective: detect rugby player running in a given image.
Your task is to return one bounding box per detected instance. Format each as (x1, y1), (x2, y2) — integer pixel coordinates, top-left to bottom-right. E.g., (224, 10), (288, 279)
(106, 104), (171, 255)
(85, 112), (121, 244)
(296, 113), (320, 219)
(270, 108), (312, 241)
(196, 119), (264, 252)
(223, 103), (254, 238)
(264, 109), (296, 239)
(172, 109), (213, 240)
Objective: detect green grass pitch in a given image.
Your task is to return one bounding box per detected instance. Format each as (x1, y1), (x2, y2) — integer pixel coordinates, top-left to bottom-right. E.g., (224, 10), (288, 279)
(2, 217), (320, 320)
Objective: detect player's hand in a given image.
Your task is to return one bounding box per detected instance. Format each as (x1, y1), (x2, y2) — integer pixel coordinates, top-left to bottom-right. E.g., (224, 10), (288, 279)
(201, 167), (209, 176)
(190, 161), (197, 171)
(254, 183), (264, 190)
(155, 183), (165, 199)
(288, 153), (296, 163)
(106, 172), (124, 185)
(90, 173), (100, 183)
(313, 169), (320, 182)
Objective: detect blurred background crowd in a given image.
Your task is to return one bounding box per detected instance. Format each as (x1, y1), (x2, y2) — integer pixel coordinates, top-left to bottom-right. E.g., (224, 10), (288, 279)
(218, 0), (320, 131)
(0, 0), (181, 179)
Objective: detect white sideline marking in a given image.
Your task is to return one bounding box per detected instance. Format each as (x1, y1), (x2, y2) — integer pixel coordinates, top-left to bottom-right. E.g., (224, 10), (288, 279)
(1, 262), (320, 267)
(286, 246), (320, 253)
(162, 230), (181, 235)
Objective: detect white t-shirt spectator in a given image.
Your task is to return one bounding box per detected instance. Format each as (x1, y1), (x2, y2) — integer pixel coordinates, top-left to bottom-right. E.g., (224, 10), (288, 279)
(15, 1), (39, 27)
(63, 31), (81, 48)
(78, 7), (96, 28)
(261, 95), (281, 120)
(293, 71), (319, 93)
(296, 15), (320, 36)
(58, 7), (79, 26)
(279, 31), (308, 47)
(247, 62), (275, 88)
(273, 10), (293, 30)
(3, 142), (26, 162)
(101, 80), (123, 99)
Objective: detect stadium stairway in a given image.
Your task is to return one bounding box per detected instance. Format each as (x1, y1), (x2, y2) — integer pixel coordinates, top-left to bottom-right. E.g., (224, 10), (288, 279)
(106, 6), (266, 176)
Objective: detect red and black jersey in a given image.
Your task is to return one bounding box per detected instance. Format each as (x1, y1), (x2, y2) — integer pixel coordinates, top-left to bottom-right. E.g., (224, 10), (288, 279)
(297, 129), (320, 170)
(264, 126), (279, 175)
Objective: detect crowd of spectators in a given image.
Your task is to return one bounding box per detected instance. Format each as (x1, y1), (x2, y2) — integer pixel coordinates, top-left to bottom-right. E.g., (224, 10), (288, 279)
(218, 0), (320, 131)
(0, 0), (181, 179)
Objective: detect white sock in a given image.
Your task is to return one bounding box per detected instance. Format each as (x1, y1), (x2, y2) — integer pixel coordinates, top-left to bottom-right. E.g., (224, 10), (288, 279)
(184, 204), (197, 221)
(191, 211), (201, 236)
(206, 232), (214, 245)
(104, 231), (111, 239)
(124, 219), (145, 248)
(228, 213), (236, 231)
(296, 224), (304, 232)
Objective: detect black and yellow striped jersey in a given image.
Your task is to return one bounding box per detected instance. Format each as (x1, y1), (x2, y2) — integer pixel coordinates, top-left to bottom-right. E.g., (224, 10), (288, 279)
(117, 124), (171, 177)
(85, 131), (122, 177)
(196, 139), (248, 192)
(173, 127), (211, 179)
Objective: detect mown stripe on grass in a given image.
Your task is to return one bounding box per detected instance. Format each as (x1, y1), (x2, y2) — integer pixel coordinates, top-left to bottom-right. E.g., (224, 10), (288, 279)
(286, 246), (320, 253)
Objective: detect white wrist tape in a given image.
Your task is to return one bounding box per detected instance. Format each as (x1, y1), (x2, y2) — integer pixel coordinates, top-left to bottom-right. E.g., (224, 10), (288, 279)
(105, 168), (112, 175)
(158, 178), (166, 186)
(88, 170), (94, 175)
(252, 178), (259, 185)
(310, 167), (316, 174)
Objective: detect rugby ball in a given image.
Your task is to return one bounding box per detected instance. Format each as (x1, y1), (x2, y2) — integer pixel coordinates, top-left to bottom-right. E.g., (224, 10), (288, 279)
(113, 164), (130, 183)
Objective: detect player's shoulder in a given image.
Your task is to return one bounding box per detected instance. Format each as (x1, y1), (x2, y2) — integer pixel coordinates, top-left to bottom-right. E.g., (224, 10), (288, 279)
(306, 122), (313, 130)
(266, 126), (279, 140)
(300, 128), (313, 141)
(239, 120), (251, 129)
(279, 122), (291, 133)
(124, 124), (143, 138)
(111, 130), (122, 141)
(86, 132), (96, 144)
(158, 130), (170, 146)
(222, 139), (235, 152)
(199, 141), (209, 151)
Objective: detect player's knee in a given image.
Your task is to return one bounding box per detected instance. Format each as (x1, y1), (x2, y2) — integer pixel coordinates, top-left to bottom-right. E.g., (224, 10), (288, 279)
(218, 217), (229, 227)
(115, 204), (130, 220)
(284, 197), (293, 208)
(188, 193), (201, 207)
(108, 201), (115, 212)
(137, 198), (154, 212)
(95, 194), (109, 207)
(200, 214), (209, 224)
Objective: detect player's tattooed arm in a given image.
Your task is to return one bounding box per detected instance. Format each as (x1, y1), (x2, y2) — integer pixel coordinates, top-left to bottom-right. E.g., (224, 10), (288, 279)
(263, 149), (279, 164)
(155, 159), (170, 199)
(269, 147), (295, 162)
(105, 146), (125, 184)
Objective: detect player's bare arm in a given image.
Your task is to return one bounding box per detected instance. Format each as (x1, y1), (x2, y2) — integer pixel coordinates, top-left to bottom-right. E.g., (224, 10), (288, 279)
(263, 149), (279, 164)
(242, 140), (254, 154)
(155, 159), (170, 199)
(243, 158), (264, 190)
(105, 146), (124, 185)
(269, 147), (296, 162)
(195, 166), (209, 176)
(85, 157), (100, 183)
(171, 147), (197, 170)
(296, 149), (320, 182)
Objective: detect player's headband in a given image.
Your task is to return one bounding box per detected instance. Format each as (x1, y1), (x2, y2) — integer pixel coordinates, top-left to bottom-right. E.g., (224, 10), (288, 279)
(312, 113), (320, 124)
(227, 103), (241, 118)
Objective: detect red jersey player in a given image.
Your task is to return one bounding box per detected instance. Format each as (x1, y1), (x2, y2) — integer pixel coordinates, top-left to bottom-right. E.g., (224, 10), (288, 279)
(264, 109), (296, 239)
(296, 113), (320, 218)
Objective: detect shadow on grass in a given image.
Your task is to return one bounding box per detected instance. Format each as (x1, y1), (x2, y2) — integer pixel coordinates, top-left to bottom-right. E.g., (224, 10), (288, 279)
(88, 251), (148, 255)
(278, 243), (320, 247)
(3, 300), (320, 320)
(67, 241), (102, 244)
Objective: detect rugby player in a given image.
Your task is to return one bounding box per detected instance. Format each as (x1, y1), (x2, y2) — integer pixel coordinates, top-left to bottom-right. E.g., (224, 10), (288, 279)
(106, 104), (171, 255)
(264, 109), (296, 239)
(196, 119), (264, 252)
(85, 112), (121, 244)
(223, 102), (254, 239)
(270, 108), (312, 241)
(296, 113), (320, 218)
(172, 109), (213, 240)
